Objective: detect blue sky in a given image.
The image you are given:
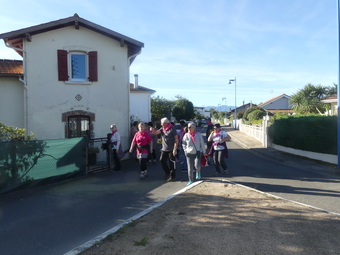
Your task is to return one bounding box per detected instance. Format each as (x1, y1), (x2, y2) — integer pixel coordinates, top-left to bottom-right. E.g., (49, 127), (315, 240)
(0, 0), (338, 108)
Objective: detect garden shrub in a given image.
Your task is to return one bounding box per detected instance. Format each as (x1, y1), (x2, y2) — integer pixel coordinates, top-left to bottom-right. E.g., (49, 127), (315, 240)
(248, 110), (266, 121)
(268, 115), (337, 155)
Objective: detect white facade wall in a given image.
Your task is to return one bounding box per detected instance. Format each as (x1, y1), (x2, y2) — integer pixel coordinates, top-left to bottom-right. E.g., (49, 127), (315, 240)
(0, 77), (24, 128)
(23, 26), (130, 144)
(130, 92), (151, 122)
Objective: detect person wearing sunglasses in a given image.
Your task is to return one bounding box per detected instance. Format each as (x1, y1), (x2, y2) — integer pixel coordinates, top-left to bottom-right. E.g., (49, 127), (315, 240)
(207, 123), (231, 176)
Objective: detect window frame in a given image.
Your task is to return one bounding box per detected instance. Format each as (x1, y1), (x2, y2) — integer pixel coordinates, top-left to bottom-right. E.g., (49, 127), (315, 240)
(58, 49), (98, 84)
(67, 115), (91, 138)
(69, 51), (88, 82)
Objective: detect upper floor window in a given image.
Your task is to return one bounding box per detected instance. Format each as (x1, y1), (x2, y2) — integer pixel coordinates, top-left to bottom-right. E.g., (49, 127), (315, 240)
(57, 50), (97, 83)
(71, 53), (86, 81)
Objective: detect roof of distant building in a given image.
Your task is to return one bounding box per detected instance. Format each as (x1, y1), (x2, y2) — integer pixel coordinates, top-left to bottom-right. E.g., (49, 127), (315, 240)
(0, 59), (23, 77)
(258, 94), (291, 108)
(129, 83), (156, 94)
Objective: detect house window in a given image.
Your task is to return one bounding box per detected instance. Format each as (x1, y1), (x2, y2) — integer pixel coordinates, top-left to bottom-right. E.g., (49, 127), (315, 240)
(71, 53), (87, 81)
(58, 50), (97, 83)
(68, 116), (90, 138)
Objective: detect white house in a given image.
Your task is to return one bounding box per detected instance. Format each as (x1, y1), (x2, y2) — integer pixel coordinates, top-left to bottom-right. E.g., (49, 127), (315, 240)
(0, 14), (144, 149)
(194, 106), (210, 118)
(321, 94), (338, 116)
(130, 74), (155, 123)
(258, 94), (294, 114)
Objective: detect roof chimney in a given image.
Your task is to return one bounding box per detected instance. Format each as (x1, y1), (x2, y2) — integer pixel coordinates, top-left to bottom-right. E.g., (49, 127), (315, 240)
(134, 74), (138, 89)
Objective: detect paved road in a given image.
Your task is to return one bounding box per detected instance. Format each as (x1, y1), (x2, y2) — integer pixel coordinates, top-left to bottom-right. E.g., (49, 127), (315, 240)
(224, 138), (340, 214)
(0, 124), (339, 255)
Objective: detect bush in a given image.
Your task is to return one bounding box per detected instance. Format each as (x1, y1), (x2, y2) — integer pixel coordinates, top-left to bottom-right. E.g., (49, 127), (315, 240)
(268, 115), (337, 155)
(248, 110), (266, 121)
(243, 107), (264, 121)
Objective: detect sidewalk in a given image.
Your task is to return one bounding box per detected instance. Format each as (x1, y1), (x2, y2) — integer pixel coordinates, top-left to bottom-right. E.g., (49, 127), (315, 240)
(224, 126), (340, 176)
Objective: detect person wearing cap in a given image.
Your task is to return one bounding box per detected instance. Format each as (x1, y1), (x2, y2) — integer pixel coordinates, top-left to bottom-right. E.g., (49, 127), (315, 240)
(150, 117), (179, 181)
(182, 122), (206, 185)
(207, 123), (231, 176)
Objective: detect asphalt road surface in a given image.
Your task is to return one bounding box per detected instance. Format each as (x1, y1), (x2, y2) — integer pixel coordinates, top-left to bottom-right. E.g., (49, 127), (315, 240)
(0, 125), (339, 255)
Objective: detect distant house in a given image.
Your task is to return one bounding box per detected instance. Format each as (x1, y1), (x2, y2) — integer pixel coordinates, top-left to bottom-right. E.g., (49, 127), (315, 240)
(258, 94), (294, 114)
(194, 106), (210, 118)
(230, 102), (257, 117)
(321, 94), (338, 116)
(130, 74), (156, 122)
(0, 14), (144, 145)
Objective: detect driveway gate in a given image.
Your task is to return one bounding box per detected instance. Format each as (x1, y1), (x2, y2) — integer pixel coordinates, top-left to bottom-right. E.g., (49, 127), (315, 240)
(86, 135), (111, 174)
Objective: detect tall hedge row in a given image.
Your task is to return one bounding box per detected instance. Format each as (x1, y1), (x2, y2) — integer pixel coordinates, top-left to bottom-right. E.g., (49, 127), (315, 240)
(268, 116), (337, 155)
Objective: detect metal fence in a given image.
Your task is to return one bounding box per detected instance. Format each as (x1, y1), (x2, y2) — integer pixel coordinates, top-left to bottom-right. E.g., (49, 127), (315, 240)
(86, 136), (110, 174)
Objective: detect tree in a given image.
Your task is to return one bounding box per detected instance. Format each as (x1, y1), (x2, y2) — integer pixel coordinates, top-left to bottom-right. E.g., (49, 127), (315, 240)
(151, 96), (174, 122)
(248, 110), (266, 121)
(194, 112), (205, 121)
(0, 122), (35, 141)
(172, 97), (195, 121)
(243, 106), (265, 121)
(326, 83), (337, 96)
(289, 83), (337, 114)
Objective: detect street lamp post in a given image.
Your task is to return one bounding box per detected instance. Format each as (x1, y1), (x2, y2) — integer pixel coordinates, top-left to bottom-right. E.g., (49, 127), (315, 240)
(228, 77), (236, 128)
(222, 97), (226, 123)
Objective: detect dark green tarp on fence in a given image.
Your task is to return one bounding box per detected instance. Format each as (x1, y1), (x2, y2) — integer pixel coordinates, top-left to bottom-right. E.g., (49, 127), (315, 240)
(0, 137), (86, 194)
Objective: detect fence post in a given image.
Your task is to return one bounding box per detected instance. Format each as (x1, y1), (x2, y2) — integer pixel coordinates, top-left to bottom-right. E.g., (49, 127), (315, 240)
(262, 115), (270, 148)
(262, 117), (266, 148)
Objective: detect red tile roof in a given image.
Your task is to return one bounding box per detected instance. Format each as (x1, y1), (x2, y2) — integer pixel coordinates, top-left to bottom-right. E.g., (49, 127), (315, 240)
(0, 59), (23, 76)
(325, 94), (337, 100)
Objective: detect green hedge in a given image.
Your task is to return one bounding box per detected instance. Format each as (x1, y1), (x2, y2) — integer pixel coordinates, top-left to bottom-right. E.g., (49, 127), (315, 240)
(268, 116), (337, 155)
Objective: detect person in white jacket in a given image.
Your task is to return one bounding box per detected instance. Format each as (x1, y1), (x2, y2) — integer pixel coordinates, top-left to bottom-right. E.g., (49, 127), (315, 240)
(110, 124), (121, 172)
(182, 122), (206, 185)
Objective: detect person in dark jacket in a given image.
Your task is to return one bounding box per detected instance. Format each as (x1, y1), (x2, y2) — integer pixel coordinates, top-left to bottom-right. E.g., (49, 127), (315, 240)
(150, 117), (179, 182)
(206, 118), (214, 164)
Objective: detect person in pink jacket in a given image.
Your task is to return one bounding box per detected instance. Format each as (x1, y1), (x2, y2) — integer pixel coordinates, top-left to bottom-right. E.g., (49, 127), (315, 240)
(129, 122), (153, 179)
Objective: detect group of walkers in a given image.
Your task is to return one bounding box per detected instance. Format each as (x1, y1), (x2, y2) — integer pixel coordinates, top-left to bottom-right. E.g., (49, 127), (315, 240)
(109, 117), (231, 186)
